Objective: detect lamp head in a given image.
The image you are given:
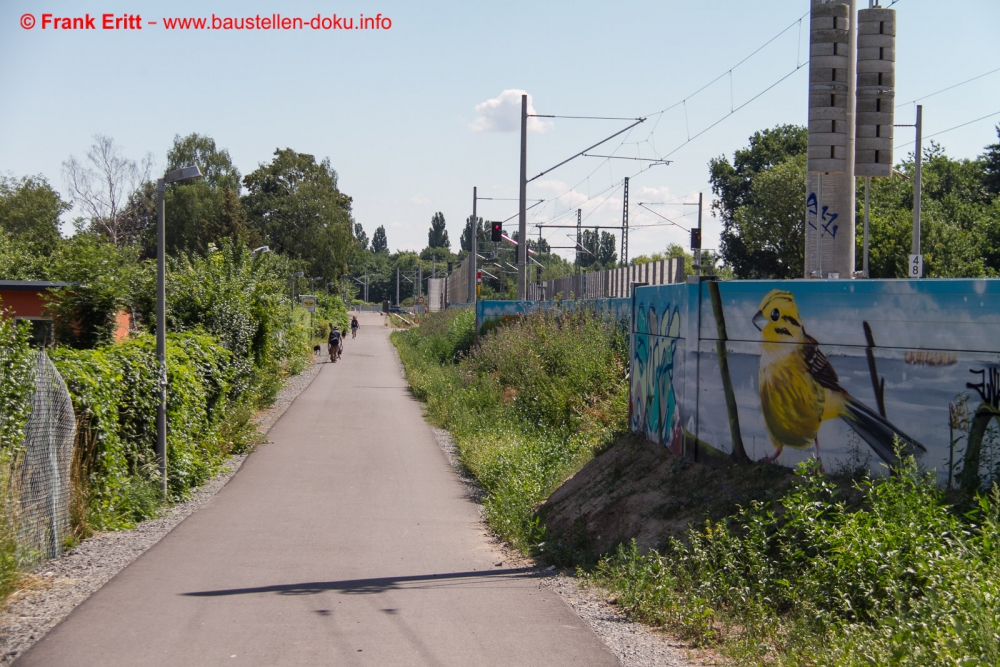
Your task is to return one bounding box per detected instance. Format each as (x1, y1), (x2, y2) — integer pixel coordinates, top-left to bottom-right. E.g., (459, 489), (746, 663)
(163, 165), (203, 184)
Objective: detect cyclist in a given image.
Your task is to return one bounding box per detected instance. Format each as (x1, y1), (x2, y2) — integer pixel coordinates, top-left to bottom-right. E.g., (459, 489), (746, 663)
(328, 325), (342, 362)
(350, 315), (360, 339)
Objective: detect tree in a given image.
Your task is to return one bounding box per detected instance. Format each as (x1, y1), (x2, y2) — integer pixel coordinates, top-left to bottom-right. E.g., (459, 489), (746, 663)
(0, 174), (69, 253)
(371, 225), (388, 254)
(419, 246), (452, 262)
(166, 133), (241, 192)
(161, 134), (249, 254)
(980, 125), (1000, 196)
(63, 134), (154, 246)
(45, 234), (145, 348)
(864, 142), (998, 278)
(709, 125), (808, 277)
(460, 215), (483, 252)
(598, 231), (617, 266)
(428, 212), (450, 249)
(242, 148), (357, 281)
(354, 222), (369, 251)
(726, 153), (807, 279)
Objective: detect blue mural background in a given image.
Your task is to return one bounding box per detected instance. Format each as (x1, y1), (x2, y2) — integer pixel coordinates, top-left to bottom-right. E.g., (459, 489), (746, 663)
(633, 278), (1000, 487)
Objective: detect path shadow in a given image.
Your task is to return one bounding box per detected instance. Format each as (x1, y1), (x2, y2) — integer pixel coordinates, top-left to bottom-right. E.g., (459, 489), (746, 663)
(182, 567), (540, 597)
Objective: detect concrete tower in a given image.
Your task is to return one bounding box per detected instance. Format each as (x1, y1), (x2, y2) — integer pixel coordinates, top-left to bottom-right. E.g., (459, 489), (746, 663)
(806, 0), (857, 279)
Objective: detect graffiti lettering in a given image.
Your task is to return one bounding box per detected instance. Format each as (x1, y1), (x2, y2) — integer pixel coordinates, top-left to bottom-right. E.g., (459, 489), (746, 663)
(821, 206), (839, 239)
(807, 192), (817, 216)
(967, 367), (1000, 408)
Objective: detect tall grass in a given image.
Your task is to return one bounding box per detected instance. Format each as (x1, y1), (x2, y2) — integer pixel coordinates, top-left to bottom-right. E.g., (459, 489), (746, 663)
(392, 307), (629, 550)
(589, 457), (1000, 665)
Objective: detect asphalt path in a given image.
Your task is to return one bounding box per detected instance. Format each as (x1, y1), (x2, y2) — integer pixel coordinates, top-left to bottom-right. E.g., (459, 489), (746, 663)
(16, 313), (620, 667)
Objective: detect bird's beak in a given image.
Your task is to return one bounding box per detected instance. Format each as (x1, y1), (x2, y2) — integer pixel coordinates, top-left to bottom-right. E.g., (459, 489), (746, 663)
(752, 310), (765, 331)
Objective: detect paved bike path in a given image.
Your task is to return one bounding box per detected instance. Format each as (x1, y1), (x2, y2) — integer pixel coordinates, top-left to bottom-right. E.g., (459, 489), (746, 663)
(16, 313), (620, 666)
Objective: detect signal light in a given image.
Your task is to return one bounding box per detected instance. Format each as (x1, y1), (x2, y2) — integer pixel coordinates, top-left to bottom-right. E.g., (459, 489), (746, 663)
(690, 227), (702, 250)
(491, 221), (502, 242)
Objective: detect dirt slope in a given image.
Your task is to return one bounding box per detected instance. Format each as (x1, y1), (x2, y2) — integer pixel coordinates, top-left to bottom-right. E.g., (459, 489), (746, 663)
(539, 435), (794, 558)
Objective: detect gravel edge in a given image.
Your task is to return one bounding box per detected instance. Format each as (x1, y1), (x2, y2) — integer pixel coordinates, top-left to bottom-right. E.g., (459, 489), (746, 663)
(0, 357), (326, 666)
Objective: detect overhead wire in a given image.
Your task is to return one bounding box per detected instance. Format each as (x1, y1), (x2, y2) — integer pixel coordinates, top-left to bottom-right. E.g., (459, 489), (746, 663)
(896, 66), (1000, 108)
(533, 9), (810, 227)
(894, 110), (1000, 150)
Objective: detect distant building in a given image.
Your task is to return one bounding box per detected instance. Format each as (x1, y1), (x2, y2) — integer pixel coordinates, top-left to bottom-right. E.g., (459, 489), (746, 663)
(0, 280), (131, 347)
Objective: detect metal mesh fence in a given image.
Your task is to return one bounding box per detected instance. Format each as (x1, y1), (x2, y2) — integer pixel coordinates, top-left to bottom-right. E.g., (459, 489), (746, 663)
(16, 352), (76, 562)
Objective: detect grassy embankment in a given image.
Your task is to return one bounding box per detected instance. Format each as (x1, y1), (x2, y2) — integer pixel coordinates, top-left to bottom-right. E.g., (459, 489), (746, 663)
(395, 308), (1000, 665)
(392, 307), (628, 550)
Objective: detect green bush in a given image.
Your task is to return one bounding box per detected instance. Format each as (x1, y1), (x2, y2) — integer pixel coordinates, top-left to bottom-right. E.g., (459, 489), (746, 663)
(393, 307), (628, 550)
(589, 457), (1000, 665)
(0, 312), (33, 598)
(51, 333), (238, 528)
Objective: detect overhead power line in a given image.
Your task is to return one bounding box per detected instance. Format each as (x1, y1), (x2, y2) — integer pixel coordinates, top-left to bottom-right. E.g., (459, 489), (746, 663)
(896, 66), (1000, 108)
(530, 9), (810, 224)
(641, 11), (809, 119)
(895, 110), (1000, 149)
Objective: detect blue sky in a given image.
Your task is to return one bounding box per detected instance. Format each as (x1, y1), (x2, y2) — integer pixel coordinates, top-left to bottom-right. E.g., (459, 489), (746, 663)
(1, 0), (998, 260)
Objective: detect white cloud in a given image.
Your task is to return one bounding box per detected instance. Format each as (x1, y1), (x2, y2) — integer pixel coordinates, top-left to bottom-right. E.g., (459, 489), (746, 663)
(635, 185), (674, 202)
(410, 195), (430, 205)
(469, 90), (553, 134)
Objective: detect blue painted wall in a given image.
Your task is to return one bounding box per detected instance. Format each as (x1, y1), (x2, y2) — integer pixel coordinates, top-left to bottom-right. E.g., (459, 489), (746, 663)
(632, 278), (1000, 487)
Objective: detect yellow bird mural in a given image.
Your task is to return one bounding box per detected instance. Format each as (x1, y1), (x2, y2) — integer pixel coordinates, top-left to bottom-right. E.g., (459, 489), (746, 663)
(753, 289), (925, 467)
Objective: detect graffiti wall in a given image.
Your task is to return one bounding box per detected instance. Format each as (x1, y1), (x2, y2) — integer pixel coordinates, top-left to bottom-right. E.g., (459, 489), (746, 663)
(631, 278), (1000, 489)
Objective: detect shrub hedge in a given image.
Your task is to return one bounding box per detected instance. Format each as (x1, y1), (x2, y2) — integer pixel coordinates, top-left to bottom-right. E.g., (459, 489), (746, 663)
(51, 333), (241, 528)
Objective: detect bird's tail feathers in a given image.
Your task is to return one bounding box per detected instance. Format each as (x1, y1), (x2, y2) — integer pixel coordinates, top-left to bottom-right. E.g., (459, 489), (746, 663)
(841, 396), (927, 465)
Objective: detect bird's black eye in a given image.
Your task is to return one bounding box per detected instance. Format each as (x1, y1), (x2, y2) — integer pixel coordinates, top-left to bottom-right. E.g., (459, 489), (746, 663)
(770, 308), (780, 321)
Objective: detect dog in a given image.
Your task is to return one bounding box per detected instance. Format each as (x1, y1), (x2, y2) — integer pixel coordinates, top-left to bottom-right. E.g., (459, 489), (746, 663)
(312, 344), (321, 355)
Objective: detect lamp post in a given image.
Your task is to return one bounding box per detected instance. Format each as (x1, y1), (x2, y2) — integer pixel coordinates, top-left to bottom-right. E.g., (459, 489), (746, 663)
(156, 166), (203, 498)
(290, 271), (304, 309)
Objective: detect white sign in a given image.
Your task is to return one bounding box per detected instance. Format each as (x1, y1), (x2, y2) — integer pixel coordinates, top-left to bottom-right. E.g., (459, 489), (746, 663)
(908, 254), (923, 279)
(300, 295), (317, 313)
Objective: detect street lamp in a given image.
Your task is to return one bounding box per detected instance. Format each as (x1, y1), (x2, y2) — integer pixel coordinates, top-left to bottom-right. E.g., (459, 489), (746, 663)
(290, 271), (304, 307)
(251, 245), (270, 257)
(156, 165), (203, 498)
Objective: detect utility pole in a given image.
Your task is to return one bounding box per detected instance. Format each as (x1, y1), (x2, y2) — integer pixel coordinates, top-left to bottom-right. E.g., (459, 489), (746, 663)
(469, 186), (477, 303)
(396, 266), (400, 306)
(364, 268), (368, 303)
(576, 208), (582, 272)
(517, 93), (528, 300)
(912, 104), (923, 276)
(621, 177), (629, 265)
(696, 192), (703, 277)
(863, 177), (870, 277)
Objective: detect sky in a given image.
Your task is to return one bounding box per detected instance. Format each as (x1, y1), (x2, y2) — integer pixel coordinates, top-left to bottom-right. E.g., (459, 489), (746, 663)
(1, 0), (998, 262)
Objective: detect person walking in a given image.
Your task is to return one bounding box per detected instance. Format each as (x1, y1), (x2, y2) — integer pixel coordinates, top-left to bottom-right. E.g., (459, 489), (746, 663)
(350, 315), (360, 339)
(328, 325), (343, 362)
